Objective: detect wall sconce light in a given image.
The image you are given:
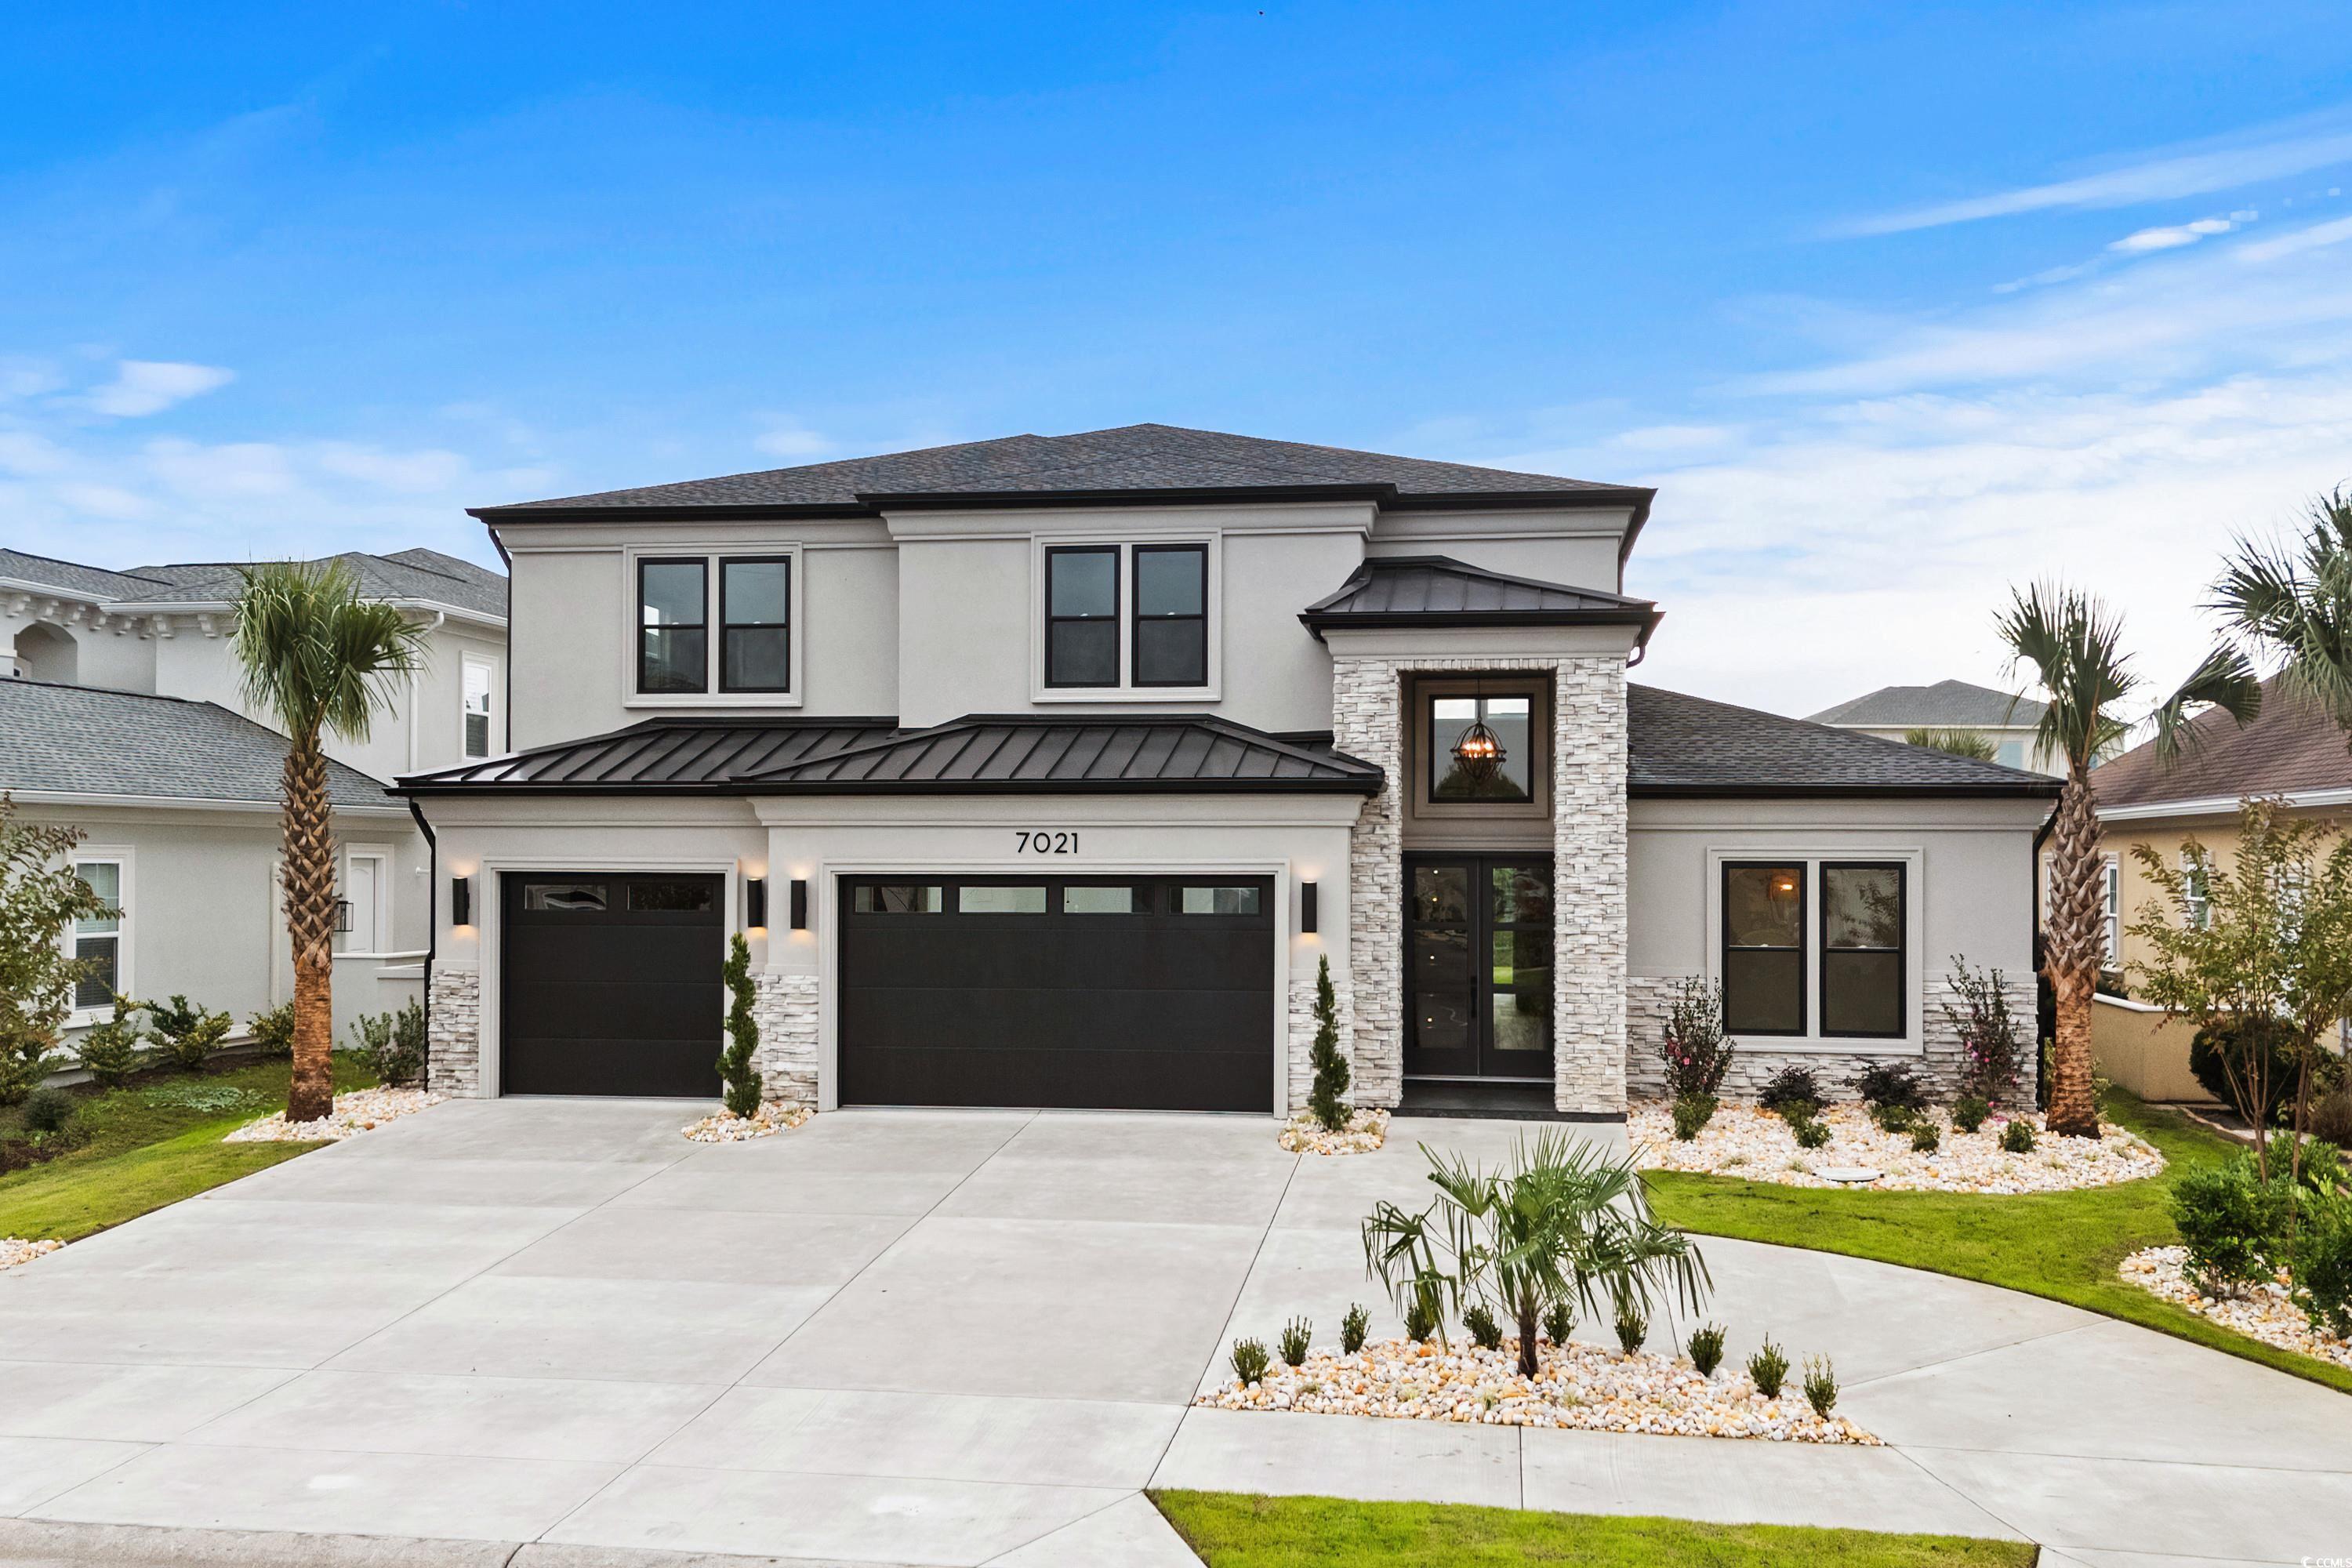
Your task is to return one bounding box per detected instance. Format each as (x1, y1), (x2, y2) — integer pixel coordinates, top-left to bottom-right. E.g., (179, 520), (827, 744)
(333, 898), (354, 934)
(746, 877), (768, 928)
(450, 875), (472, 927)
(1301, 880), (1319, 935)
(789, 878), (810, 931)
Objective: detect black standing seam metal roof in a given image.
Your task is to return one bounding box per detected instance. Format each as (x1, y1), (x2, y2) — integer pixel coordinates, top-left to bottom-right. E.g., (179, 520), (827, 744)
(394, 718), (901, 792)
(1299, 555), (1662, 645)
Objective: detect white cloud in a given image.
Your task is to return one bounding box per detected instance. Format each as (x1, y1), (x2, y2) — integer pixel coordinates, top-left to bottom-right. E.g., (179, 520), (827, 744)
(753, 421), (834, 460)
(1839, 117), (2352, 236)
(2108, 215), (2240, 252)
(82, 359), (235, 417)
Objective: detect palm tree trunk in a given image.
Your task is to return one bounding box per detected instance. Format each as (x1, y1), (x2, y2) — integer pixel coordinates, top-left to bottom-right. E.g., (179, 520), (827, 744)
(1515, 1295), (1541, 1381)
(281, 730), (338, 1124)
(2043, 768), (2103, 1138)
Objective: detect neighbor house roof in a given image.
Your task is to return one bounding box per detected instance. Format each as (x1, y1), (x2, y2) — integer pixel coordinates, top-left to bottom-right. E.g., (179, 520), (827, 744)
(0, 680), (397, 810)
(1630, 684), (2058, 797)
(396, 714), (1384, 797)
(111, 550), (507, 621)
(470, 425), (1653, 528)
(1298, 555), (1661, 647)
(2092, 677), (2352, 814)
(0, 549), (171, 601)
(1806, 679), (2048, 729)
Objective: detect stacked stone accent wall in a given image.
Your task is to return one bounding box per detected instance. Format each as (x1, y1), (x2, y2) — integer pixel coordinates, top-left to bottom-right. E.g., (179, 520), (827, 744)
(1333, 653), (1630, 1116)
(1286, 955), (1354, 1113)
(426, 966), (481, 1097)
(1625, 972), (2039, 1104)
(752, 972), (822, 1109)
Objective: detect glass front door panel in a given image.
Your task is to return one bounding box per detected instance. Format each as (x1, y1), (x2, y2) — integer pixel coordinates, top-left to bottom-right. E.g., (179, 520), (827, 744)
(1405, 856), (1555, 1080)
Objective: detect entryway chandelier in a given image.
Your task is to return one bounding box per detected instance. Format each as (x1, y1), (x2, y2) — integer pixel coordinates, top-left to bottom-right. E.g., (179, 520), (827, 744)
(1451, 679), (1506, 785)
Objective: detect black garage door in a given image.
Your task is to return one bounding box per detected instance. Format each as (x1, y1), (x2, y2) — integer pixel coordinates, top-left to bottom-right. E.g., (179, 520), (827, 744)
(501, 872), (725, 1097)
(840, 874), (1275, 1112)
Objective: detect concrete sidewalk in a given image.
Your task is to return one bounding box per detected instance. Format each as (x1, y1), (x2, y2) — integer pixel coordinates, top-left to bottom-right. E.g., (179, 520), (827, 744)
(1, 1098), (2345, 1566)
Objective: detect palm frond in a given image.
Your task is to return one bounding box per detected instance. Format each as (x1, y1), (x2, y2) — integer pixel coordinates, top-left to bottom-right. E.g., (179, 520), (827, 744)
(1994, 581), (2139, 774)
(2147, 644), (2263, 764)
(231, 561), (429, 742)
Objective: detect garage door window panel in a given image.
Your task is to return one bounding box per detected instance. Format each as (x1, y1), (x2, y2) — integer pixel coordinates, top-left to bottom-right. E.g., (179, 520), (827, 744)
(1178, 885), (1261, 916)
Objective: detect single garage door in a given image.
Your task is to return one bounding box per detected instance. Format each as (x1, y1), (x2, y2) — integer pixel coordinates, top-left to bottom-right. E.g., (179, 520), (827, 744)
(839, 874), (1275, 1112)
(500, 872), (725, 1097)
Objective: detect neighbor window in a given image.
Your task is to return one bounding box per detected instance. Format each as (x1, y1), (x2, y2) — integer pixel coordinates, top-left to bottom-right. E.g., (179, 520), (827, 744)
(462, 655), (495, 759)
(1045, 546), (1120, 687)
(720, 557), (790, 691)
(2102, 857), (2121, 965)
(340, 851), (387, 955)
(70, 858), (124, 1011)
(2181, 850), (2210, 931)
(1133, 544), (1207, 686)
(1430, 695), (1534, 802)
(1995, 739), (2027, 768)
(1722, 862), (1804, 1035)
(638, 559), (708, 693)
(1820, 862), (1904, 1038)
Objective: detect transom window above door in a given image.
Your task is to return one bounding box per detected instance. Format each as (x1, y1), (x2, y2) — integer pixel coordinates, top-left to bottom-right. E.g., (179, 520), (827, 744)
(632, 550), (800, 703)
(1042, 541), (1211, 691)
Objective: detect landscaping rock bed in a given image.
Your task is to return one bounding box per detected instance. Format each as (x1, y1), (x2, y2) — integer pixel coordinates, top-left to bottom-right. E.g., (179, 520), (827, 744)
(0, 1237), (62, 1272)
(1196, 1336), (1878, 1443)
(1629, 1101), (2164, 1193)
(224, 1087), (445, 1144)
(2121, 1246), (2352, 1371)
(1279, 1107), (1389, 1156)
(683, 1102), (811, 1142)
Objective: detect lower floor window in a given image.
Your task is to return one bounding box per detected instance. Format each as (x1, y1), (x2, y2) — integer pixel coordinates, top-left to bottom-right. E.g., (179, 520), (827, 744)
(1721, 858), (1908, 1040)
(71, 858), (124, 1011)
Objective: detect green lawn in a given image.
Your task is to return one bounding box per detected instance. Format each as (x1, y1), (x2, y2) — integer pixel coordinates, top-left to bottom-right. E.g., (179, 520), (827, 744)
(1151, 1491), (2038, 1568)
(0, 1054), (377, 1244)
(1644, 1088), (2352, 1396)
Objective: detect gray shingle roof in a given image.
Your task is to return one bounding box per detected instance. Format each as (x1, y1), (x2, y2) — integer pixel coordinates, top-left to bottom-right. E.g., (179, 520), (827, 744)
(0, 680), (396, 808)
(114, 550), (506, 620)
(0, 550), (171, 601)
(2093, 675), (2351, 810)
(1806, 679), (2049, 729)
(475, 425), (1648, 517)
(1300, 555), (1659, 644)
(1631, 684), (2057, 797)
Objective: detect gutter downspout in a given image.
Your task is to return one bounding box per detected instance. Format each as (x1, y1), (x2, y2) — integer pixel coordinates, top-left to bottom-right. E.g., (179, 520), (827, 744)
(407, 797), (437, 1079)
(2029, 801), (2059, 1109)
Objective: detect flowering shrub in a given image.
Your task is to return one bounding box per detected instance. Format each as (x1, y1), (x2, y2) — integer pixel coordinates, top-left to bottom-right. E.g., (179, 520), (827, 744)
(1942, 956), (2024, 1106)
(1657, 977), (1735, 1098)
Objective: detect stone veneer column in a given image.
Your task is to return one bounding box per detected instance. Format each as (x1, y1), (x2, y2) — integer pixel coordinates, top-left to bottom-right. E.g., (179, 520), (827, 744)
(1331, 659), (1403, 1107)
(426, 966), (481, 1097)
(752, 971), (822, 1108)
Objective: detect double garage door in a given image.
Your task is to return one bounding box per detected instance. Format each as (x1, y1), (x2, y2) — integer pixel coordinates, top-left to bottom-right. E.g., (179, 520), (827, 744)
(500, 871), (1275, 1111)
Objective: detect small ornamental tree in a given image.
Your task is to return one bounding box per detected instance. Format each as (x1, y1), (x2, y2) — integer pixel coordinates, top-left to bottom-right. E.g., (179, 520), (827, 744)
(0, 796), (112, 1106)
(77, 995), (147, 1089)
(1308, 953), (1351, 1131)
(1657, 976), (1734, 1099)
(718, 932), (764, 1117)
(1941, 956), (2024, 1106)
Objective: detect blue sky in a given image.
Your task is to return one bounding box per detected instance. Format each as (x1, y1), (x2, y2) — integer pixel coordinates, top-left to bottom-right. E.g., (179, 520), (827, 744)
(5, 2), (2352, 713)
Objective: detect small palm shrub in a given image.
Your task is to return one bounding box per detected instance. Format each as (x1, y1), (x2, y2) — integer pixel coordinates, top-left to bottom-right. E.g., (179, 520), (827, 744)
(1463, 1303), (1503, 1351)
(147, 995), (232, 1072)
(1759, 1064), (1823, 1117)
(1910, 1121), (1940, 1153)
(1791, 1116), (1831, 1150)
(245, 1000), (295, 1058)
(1853, 1062), (1926, 1113)
(1613, 1301), (1647, 1355)
(1279, 1316), (1312, 1367)
(1231, 1338), (1270, 1385)
(1657, 976), (1736, 1098)
(1671, 1093), (1718, 1142)
(1951, 1094), (1989, 1134)
(1542, 1298), (1573, 1345)
(717, 933), (764, 1117)
(2000, 1117), (2038, 1154)
(1403, 1294), (1439, 1344)
(75, 995), (144, 1089)
(1341, 1303), (1370, 1354)
(1802, 1355), (1839, 1418)
(21, 1086), (75, 1134)
(1687, 1323), (1726, 1376)
(1747, 1336), (1790, 1397)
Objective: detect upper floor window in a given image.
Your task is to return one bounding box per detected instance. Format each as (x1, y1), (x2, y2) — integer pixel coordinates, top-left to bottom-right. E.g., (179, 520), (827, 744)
(1041, 541), (1210, 691)
(639, 558), (708, 693)
(721, 557), (791, 692)
(462, 655), (495, 759)
(1431, 695), (1534, 802)
(633, 551), (797, 701)
(2180, 849), (2210, 930)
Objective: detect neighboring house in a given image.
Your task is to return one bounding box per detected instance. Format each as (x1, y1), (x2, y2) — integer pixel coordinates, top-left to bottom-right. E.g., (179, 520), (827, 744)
(2078, 675), (2352, 1102)
(1, 546), (508, 1047)
(397, 424), (2056, 1118)
(1808, 679), (2060, 775)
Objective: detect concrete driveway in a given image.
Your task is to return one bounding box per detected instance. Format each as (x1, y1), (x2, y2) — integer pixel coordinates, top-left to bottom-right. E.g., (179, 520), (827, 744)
(0, 1099), (2346, 1567)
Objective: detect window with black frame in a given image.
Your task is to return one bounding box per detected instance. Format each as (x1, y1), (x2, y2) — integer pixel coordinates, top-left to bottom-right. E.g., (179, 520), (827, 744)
(720, 557), (790, 691)
(1722, 862), (1805, 1034)
(638, 558), (708, 693)
(1045, 546), (1119, 686)
(1821, 862), (1904, 1036)
(1134, 544), (1207, 686)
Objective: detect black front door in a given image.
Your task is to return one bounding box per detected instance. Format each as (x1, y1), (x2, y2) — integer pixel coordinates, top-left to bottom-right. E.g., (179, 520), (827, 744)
(1403, 856), (1555, 1080)
(500, 872), (726, 1098)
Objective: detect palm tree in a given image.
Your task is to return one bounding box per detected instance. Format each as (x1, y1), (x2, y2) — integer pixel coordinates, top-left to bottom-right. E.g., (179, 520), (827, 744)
(2209, 486), (2352, 738)
(1903, 726), (1997, 761)
(233, 561), (426, 1123)
(1997, 584), (2259, 1138)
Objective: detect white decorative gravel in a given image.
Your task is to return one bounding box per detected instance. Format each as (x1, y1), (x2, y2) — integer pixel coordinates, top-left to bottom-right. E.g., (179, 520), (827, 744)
(2120, 1246), (2352, 1370)
(0, 1238), (62, 1272)
(682, 1102), (811, 1142)
(1629, 1102), (2165, 1193)
(1279, 1107), (1390, 1156)
(224, 1087), (445, 1143)
(1196, 1336), (1876, 1443)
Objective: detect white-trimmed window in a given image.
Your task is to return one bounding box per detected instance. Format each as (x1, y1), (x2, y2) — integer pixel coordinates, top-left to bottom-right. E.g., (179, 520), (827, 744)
(625, 546), (803, 706)
(1033, 537), (1218, 698)
(2180, 849), (2210, 931)
(462, 655), (497, 760)
(1713, 852), (1919, 1045)
(2102, 856), (2121, 965)
(67, 851), (129, 1019)
(339, 848), (390, 956)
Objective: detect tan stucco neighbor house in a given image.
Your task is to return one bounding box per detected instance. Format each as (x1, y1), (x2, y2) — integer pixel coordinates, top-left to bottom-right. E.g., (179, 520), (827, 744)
(1809, 679), (2060, 776)
(2083, 676), (2351, 1102)
(397, 426), (2056, 1120)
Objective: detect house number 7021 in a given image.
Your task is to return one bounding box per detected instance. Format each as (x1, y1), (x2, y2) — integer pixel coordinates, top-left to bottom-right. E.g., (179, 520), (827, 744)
(1015, 831), (1078, 854)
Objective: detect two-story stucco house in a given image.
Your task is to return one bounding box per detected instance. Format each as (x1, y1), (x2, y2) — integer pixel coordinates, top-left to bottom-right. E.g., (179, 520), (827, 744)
(398, 426), (2055, 1119)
